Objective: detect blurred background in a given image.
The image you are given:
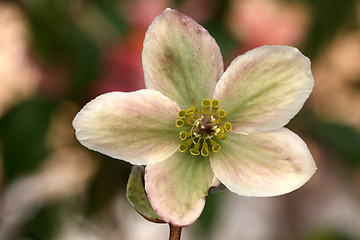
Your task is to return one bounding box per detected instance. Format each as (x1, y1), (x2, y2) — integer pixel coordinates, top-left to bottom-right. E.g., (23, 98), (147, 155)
(0, 0), (359, 239)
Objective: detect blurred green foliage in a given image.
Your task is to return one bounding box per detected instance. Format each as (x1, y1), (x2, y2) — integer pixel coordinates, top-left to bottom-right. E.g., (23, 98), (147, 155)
(0, 98), (56, 182)
(302, 0), (359, 59)
(85, 156), (131, 217)
(307, 230), (355, 240)
(22, 0), (101, 99)
(21, 202), (61, 240)
(289, 111), (360, 168)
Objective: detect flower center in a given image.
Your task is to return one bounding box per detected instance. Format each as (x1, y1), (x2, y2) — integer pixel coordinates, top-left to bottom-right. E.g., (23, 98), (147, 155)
(175, 99), (232, 156)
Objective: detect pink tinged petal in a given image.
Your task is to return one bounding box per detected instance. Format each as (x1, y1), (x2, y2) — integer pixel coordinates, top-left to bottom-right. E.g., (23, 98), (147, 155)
(145, 151), (219, 227)
(214, 45), (314, 134)
(142, 8), (224, 109)
(210, 128), (316, 197)
(72, 89), (180, 165)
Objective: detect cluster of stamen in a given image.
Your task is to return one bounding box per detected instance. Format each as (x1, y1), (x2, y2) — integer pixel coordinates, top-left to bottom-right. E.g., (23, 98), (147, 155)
(175, 99), (232, 156)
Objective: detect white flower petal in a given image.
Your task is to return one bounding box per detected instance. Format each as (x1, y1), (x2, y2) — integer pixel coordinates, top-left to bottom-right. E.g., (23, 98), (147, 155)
(143, 8), (223, 109)
(214, 45), (314, 134)
(73, 90), (180, 165)
(210, 128), (316, 197)
(145, 151), (218, 226)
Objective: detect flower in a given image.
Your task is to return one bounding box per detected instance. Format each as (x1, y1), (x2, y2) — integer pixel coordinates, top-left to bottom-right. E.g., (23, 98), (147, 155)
(90, 0), (170, 96)
(226, 0), (310, 50)
(72, 9), (316, 227)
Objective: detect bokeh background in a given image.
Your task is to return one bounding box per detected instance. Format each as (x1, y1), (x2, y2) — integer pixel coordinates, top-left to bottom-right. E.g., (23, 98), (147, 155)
(0, 0), (360, 239)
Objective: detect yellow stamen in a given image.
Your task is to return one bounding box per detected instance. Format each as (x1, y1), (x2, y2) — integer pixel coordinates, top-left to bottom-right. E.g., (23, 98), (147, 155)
(178, 144), (187, 152)
(183, 138), (194, 147)
(185, 114), (195, 121)
(178, 110), (187, 118)
(179, 131), (191, 140)
(183, 118), (193, 125)
(217, 130), (227, 140)
(210, 99), (220, 116)
(218, 109), (226, 118)
(201, 140), (209, 156)
(216, 109), (227, 124)
(176, 119), (184, 127)
(176, 99), (230, 156)
(190, 149), (200, 155)
(210, 139), (221, 152)
(202, 99), (211, 114)
(187, 106), (200, 117)
(190, 139), (200, 156)
(224, 122), (232, 132)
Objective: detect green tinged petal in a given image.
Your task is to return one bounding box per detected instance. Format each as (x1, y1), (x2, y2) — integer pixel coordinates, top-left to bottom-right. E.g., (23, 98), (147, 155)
(145, 151), (219, 227)
(143, 8), (223, 109)
(210, 128), (317, 197)
(214, 45), (314, 134)
(127, 166), (165, 223)
(72, 90), (180, 165)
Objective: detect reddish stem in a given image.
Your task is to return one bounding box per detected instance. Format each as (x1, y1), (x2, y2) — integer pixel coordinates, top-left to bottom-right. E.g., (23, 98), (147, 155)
(169, 224), (182, 240)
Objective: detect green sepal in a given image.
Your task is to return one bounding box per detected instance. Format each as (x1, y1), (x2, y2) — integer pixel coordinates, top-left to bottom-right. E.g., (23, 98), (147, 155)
(126, 165), (165, 223)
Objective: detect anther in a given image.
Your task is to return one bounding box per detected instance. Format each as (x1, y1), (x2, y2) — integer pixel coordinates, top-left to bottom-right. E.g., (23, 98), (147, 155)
(224, 122), (232, 132)
(216, 109), (227, 124)
(187, 106), (200, 117)
(201, 140), (209, 156)
(178, 110), (187, 118)
(186, 109), (195, 114)
(210, 139), (221, 152)
(202, 99), (211, 114)
(218, 109), (226, 118)
(178, 144), (187, 152)
(190, 139), (201, 156)
(217, 130), (227, 140)
(210, 99), (220, 116)
(179, 131), (190, 140)
(190, 149), (200, 156)
(176, 119), (184, 127)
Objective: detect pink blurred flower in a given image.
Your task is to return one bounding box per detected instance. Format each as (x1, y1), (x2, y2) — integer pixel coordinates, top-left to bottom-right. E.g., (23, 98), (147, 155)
(92, 0), (171, 95)
(91, 32), (145, 95)
(125, 0), (170, 29)
(227, 0), (310, 50)
(178, 0), (217, 23)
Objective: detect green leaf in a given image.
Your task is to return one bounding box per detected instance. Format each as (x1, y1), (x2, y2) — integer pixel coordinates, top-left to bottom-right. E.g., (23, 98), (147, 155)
(126, 166), (165, 223)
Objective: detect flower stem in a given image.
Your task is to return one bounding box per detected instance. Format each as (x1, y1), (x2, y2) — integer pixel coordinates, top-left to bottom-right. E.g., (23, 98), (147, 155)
(169, 224), (182, 240)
